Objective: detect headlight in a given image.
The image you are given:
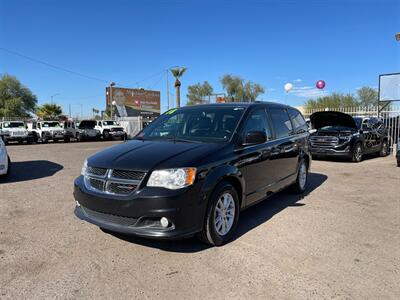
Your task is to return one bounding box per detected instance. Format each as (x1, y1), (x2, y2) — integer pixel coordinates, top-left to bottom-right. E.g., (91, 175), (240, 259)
(339, 135), (352, 143)
(147, 168), (196, 190)
(81, 159), (88, 176)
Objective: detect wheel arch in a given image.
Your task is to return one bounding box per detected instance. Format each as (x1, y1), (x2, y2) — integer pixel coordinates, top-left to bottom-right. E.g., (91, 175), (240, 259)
(201, 165), (245, 208)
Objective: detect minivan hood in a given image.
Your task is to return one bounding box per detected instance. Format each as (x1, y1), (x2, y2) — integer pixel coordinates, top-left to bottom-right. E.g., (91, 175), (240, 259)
(310, 111), (357, 130)
(87, 139), (225, 171)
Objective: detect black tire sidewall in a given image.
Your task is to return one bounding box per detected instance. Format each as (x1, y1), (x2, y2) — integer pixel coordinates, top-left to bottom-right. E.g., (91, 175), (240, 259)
(380, 140), (388, 157)
(204, 182), (240, 246)
(352, 143), (362, 162)
(294, 159), (308, 193)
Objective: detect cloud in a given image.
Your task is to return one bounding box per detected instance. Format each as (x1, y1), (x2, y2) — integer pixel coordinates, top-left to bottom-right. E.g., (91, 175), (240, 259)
(267, 88), (276, 92)
(293, 78), (303, 83)
(291, 86), (327, 98)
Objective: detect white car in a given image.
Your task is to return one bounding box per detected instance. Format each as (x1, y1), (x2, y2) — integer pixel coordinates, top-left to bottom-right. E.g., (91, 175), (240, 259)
(27, 120), (73, 143)
(0, 121), (34, 144)
(95, 120), (126, 140)
(0, 138), (10, 178)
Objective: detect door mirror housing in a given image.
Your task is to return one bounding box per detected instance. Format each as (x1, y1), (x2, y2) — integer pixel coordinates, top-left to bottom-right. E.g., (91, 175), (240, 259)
(243, 131), (266, 146)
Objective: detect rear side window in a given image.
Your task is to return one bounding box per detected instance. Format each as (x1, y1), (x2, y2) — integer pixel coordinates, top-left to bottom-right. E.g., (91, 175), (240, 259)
(288, 108), (308, 133)
(269, 108), (293, 138)
(243, 108), (272, 140)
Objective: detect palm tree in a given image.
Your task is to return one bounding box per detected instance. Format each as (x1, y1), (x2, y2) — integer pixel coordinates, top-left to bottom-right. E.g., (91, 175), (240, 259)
(36, 103), (63, 120)
(170, 67), (187, 107)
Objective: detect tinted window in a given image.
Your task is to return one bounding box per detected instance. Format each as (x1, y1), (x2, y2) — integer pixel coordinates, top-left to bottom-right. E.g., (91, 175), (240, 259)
(139, 107), (245, 143)
(243, 108), (271, 139)
(288, 109), (307, 133)
(78, 120), (96, 129)
(269, 108), (293, 138)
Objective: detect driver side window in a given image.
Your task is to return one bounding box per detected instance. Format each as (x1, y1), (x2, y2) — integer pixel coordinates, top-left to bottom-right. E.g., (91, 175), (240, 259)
(243, 108), (271, 140)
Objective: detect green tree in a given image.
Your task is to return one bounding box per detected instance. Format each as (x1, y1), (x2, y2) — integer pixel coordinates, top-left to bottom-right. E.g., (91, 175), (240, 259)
(305, 93), (359, 110)
(170, 67), (187, 108)
(356, 86), (378, 107)
(36, 103), (63, 119)
(0, 74), (37, 118)
(220, 74), (264, 102)
(187, 81), (214, 105)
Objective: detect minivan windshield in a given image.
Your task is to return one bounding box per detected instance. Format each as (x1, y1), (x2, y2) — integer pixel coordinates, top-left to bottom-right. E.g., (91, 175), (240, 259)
(137, 106), (245, 143)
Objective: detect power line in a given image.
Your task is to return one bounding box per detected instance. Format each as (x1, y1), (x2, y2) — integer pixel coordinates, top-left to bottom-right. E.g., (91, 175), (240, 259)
(0, 47), (109, 83)
(0, 47), (173, 91)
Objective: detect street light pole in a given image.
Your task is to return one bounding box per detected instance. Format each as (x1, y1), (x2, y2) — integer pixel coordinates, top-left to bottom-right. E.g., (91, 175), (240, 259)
(50, 93), (60, 104)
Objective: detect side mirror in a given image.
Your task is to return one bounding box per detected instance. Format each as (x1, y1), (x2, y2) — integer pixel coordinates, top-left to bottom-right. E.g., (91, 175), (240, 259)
(243, 131), (266, 146)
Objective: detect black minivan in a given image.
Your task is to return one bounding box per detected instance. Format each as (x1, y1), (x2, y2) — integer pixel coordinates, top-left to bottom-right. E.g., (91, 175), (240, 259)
(74, 103), (311, 245)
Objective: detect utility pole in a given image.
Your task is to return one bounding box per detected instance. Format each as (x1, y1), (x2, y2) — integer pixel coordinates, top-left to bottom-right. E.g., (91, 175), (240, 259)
(109, 82), (116, 120)
(50, 93), (60, 104)
(69, 104), (71, 118)
(166, 70), (170, 110)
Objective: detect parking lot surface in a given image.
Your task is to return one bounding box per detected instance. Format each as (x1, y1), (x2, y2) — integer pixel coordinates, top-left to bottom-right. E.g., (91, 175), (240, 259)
(0, 141), (399, 299)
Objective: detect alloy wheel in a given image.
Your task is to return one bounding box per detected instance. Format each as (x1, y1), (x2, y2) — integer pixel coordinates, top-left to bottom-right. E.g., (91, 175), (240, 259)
(214, 192), (235, 236)
(298, 162), (307, 190)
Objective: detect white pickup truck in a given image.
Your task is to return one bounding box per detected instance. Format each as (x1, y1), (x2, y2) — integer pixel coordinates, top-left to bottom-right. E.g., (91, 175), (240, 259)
(95, 120), (127, 140)
(0, 121), (35, 144)
(27, 120), (73, 143)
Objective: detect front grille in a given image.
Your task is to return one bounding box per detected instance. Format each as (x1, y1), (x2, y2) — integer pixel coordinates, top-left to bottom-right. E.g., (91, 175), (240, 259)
(11, 131), (26, 136)
(81, 206), (139, 226)
(310, 136), (339, 147)
(87, 166), (108, 177)
(85, 165), (145, 196)
(88, 177), (105, 191)
(107, 182), (138, 195)
(111, 169), (145, 181)
(111, 127), (123, 132)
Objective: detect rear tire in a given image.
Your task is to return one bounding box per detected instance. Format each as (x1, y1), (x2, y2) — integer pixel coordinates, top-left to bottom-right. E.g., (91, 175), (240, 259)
(352, 142), (363, 162)
(292, 158), (308, 194)
(197, 181), (239, 246)
(103, 130), (110, 140)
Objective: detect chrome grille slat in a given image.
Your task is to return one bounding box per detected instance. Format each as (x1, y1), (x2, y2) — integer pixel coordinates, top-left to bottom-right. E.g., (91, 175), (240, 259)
(87, 166), (108, 177)
(85, 166), (145, 195)
(111, 169), (145, 181)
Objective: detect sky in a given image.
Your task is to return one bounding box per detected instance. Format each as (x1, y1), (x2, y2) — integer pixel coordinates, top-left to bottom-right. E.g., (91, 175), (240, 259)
(1, 0), (399, 117)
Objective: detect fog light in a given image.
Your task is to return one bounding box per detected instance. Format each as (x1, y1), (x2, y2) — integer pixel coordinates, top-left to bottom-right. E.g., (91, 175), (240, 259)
(160, 217), (169, 228)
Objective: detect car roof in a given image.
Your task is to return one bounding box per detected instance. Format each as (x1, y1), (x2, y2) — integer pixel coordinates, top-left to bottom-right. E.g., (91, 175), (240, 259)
(177, 101), (294, 110)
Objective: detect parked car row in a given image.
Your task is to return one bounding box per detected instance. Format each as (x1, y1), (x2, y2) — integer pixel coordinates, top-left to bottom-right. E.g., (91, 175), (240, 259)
(0, 119), (127, 144)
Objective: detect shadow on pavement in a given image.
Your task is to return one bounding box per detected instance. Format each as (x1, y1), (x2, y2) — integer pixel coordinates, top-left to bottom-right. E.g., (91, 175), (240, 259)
(1, 160), (64, 183)
(104, 172), (327, 253)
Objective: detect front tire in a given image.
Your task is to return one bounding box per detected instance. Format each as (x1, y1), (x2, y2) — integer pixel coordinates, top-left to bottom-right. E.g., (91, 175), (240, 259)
(379, 140), (388, 157)
(198, 181), (239, 246)
(352, 142), (363, 162)
(103, 130), (110, 140)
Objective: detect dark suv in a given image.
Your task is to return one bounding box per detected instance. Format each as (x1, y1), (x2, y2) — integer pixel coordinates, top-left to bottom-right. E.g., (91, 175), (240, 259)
(310, 111), (389, 162)
(74, 103), (311, 246)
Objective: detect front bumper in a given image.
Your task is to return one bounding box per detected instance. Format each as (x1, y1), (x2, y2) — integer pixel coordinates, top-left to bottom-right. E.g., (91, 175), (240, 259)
(73, 176), (206, 239)
(109, 131), (125, 137)
(311, 142), (352, 158)
(3, 135), (29, 142)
